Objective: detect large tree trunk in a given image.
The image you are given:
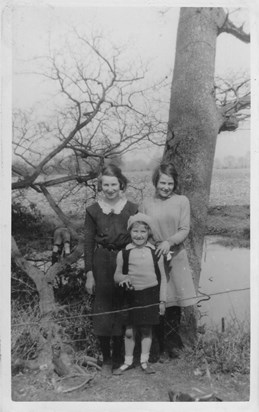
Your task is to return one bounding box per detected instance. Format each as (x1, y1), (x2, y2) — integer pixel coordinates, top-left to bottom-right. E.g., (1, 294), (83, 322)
(164, 8), (225, 285)
(163, 7), (249, 341)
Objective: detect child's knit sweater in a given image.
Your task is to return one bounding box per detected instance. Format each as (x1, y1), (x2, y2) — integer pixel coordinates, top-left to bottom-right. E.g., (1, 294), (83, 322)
(114, 242), (167, 302)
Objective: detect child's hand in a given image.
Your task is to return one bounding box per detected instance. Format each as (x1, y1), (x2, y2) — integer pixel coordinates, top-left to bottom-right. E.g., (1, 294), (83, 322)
(119, 279), (134, 290)
(159, 301), (166, 316)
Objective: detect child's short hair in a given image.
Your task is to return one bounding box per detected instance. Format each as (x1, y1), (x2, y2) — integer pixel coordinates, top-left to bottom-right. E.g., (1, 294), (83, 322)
(129, 220), (153, 239)
(127, 213), (156, 239)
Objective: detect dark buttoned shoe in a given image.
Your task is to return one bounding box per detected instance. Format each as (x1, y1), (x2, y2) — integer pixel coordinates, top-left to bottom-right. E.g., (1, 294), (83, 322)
(140, 362), (155, 374)
(113, 363), (134, 375)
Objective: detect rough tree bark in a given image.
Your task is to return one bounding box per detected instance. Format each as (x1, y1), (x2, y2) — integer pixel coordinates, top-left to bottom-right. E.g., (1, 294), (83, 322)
(11, 234), (86, 378)
(163, 8), (250, 343)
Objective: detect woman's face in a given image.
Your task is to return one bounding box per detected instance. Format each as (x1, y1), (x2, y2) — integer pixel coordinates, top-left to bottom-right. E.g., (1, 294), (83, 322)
(130, 223), (149, 247)
(101, 175), (121, 201)
(156, 173), (174, 199)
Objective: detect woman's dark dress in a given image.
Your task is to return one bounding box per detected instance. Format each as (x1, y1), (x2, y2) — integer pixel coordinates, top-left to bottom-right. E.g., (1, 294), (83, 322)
(84, 200), (138, 336)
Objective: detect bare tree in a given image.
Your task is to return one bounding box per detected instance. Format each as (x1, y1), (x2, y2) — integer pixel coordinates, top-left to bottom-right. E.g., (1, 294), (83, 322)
(11, 31), (169, 378)
(12, 31), (169, 208)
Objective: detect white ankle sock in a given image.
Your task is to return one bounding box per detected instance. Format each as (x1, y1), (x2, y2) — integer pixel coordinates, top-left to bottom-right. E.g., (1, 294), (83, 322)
(120, 355), (133, 369)
(140, 353), (149, 364)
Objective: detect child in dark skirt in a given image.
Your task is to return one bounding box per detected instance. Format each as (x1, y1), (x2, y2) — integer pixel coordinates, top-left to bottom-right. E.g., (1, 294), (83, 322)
(113, 213), (166, 375)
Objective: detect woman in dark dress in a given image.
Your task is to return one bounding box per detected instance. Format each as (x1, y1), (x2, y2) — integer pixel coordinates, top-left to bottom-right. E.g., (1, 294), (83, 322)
(84, 164), (138, 375)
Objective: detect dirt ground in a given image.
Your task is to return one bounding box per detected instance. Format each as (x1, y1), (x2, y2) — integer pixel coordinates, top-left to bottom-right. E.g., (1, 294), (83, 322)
(12, 355), (250, 403)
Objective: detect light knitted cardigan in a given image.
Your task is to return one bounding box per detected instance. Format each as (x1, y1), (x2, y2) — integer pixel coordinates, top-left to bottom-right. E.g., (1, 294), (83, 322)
(140, 194), (190, 246)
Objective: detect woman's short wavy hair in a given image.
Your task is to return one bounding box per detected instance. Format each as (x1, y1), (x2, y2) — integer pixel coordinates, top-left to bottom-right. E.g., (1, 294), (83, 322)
(152, 162), (178, 192)
(97, 164), (128, 192)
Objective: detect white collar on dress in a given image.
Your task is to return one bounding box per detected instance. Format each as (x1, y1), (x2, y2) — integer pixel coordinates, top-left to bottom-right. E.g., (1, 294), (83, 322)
(97, 195), (127, 215)
(126, 241), (155, 250)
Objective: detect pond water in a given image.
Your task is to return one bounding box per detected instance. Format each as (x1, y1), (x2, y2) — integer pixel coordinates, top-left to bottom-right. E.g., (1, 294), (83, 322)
(198, 237), (250, 329)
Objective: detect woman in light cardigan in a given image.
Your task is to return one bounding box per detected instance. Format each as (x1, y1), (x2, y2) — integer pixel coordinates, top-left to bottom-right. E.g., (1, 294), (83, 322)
(140, 162), (197, 360)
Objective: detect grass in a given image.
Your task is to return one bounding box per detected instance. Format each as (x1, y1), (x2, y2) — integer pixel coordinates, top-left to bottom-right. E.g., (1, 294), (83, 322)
(183, 319), (250, 375)
(11, 300), (41, 369)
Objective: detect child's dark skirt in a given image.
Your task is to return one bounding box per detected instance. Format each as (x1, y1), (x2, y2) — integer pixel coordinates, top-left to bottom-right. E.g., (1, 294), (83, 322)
(125, 285), (160, 326)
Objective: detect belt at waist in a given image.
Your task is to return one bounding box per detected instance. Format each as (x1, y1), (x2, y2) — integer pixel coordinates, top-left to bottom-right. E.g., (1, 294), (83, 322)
(96, 243), (125, 251)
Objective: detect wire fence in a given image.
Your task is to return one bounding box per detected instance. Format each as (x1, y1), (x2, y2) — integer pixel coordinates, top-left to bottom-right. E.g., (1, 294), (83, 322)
(11, 286), (250, 328)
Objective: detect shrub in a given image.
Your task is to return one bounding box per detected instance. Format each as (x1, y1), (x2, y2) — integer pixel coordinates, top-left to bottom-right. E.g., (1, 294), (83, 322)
(12, 201), (54, 253)
(53, 267), (99, 354)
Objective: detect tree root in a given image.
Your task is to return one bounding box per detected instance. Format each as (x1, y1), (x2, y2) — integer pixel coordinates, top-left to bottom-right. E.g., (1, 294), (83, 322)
(80, 355), (102, 370)
(85, 361), (102, 371)
(56, 373), (91, 381)
(82, 355), (98, 364)
(56, 372), (96, 394)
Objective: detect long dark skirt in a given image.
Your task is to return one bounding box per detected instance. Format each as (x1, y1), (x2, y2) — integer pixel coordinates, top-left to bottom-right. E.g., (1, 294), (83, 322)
(124, 285), (160, 326)
(92, 248), (124, 336)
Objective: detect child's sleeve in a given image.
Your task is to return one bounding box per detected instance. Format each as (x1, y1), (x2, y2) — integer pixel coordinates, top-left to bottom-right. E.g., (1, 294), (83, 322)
(114, 251), (130, 284)
(158, 256), (167, 303)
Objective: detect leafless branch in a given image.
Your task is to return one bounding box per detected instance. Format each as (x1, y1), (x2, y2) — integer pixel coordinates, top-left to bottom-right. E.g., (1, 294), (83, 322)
(12, 32), (169, 223)
(218, 12), (250, 43)
(214, 72), (250, 132)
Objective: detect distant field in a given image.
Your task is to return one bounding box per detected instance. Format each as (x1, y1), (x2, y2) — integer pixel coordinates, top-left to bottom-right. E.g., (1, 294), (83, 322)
(126, 168), (250, 207)
(15, 168), (250, 222)
(209, 168), (250, 207)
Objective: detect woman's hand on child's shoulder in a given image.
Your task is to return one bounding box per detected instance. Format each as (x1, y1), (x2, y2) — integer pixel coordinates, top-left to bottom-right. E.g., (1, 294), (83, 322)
(155, 240), (171, 257)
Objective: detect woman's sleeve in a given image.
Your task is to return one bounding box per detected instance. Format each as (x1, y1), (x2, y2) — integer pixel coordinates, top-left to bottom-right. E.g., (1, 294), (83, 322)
(114, 251), (130, 284)
(167, 196), (190, 246)
(158, 257), (167, 302)
(84, 208), (97, 273)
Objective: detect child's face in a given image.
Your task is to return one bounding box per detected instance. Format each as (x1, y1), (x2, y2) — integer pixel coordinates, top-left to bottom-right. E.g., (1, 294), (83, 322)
(130, 223), (149, 247)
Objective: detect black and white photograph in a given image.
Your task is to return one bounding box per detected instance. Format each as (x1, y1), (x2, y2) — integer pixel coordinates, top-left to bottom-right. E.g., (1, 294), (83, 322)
(1, 0), (258, 410)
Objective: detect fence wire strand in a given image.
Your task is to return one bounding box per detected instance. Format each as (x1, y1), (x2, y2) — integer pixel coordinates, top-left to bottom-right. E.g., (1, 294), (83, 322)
(11, 286), (250, 328)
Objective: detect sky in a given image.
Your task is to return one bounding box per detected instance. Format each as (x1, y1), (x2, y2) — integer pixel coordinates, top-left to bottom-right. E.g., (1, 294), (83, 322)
(11, 4), (251, 161)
